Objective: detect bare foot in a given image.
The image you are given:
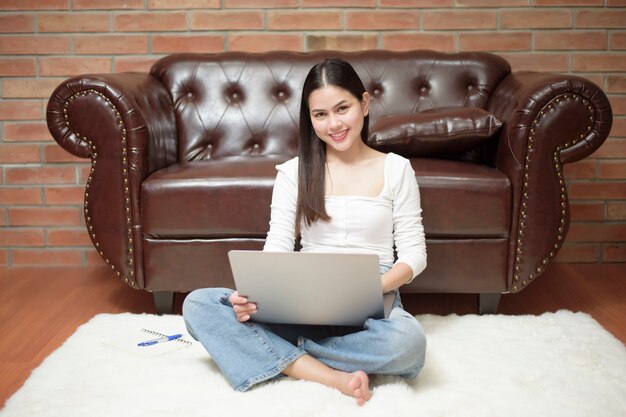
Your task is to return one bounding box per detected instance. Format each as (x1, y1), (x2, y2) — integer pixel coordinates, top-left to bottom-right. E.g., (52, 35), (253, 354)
(281, 355), (371, 406)
(338, 370), (371, 406)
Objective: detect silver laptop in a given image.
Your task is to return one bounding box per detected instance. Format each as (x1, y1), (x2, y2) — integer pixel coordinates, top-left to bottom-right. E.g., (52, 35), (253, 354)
(228, 250), (393, 326)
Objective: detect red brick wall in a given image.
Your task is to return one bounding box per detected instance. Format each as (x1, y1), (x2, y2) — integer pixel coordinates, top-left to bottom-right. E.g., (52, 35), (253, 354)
(0, 0), (625, 267)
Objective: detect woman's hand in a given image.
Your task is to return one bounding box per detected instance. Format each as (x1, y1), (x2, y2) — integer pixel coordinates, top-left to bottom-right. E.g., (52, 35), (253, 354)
(229, 291), (257, 322)
(381, 262), (414, 293)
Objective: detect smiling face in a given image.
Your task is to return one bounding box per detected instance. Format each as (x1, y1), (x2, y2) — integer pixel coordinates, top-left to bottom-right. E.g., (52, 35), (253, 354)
(308, 84), (370, 157)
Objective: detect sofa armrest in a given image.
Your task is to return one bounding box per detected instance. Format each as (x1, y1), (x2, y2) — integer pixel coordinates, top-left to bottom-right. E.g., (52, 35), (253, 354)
(488, 72), (612, 293)
(47, 72), (178, 289)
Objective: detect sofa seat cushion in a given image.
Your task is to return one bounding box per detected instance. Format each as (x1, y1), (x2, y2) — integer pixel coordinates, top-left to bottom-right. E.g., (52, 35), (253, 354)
(413, 158), (511, 238)
(141, 156), (511, 240)
(142, 156), (291, 239)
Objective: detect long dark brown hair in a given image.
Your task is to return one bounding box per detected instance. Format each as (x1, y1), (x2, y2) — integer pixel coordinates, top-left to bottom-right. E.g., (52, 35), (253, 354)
(295, 58), (370, 236)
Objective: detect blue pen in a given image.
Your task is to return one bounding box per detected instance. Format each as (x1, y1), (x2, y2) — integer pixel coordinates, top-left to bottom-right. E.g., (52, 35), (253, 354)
(137, 333), (183, 347)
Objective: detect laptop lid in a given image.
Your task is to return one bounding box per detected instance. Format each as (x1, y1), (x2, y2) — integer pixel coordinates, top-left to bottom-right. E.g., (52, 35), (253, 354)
(228, 250), (388, 326)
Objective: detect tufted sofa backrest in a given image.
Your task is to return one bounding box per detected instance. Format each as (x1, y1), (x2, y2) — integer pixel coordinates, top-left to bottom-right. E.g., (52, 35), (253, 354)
(150, 50), (511, 163)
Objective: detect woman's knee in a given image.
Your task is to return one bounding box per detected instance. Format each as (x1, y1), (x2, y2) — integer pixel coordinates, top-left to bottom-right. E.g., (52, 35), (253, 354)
(182, 287), (235, 340)
(386, 317), (427, 374)
(182, 288), (232, 324)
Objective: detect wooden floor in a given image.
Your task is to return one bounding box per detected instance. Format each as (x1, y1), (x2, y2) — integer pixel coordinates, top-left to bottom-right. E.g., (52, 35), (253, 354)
(1, 263), (624, 408)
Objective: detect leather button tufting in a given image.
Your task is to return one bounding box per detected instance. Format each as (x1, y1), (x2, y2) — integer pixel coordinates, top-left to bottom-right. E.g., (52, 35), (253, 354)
(225, 86), (244, 104)
(275, 90), (288, 102)
(248, 142), (262, 155)
(272, 85), (291, 102)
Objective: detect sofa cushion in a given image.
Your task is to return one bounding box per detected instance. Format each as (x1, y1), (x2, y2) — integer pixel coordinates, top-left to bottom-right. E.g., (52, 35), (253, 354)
(412, 158), (511, 238)
(141, 156), (510, 240)
(141, 156), (290, 239)
(368, 107), (502, 156)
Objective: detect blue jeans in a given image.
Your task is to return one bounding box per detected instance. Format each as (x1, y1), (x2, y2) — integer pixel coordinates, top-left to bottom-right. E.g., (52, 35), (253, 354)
(182, 274), (427, 392)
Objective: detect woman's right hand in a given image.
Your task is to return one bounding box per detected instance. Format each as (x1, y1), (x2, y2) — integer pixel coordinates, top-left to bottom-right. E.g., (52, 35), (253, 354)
(229, 291), (257, 322)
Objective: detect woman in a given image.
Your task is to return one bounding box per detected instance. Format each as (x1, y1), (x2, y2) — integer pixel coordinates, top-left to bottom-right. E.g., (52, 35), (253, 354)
(183, 58), (427, 406)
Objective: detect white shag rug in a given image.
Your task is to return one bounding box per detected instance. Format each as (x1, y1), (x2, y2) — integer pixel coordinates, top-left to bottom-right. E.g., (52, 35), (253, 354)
(2, 311), (625, 417)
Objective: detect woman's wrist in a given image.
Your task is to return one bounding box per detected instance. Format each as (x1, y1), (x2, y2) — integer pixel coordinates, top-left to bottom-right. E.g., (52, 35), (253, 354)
(381, 263), (413, 293)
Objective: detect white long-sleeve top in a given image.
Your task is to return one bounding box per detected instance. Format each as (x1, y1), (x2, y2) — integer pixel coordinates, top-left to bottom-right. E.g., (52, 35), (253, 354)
(263, 152), (427, 281)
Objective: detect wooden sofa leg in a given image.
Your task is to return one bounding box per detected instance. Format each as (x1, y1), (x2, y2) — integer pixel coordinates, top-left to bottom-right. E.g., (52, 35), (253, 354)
(153, 291), (174, 315)
(478, 293), (501, 315)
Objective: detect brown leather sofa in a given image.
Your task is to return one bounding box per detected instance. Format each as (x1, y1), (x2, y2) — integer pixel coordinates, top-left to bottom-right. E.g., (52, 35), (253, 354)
(47, 51), (612, 314)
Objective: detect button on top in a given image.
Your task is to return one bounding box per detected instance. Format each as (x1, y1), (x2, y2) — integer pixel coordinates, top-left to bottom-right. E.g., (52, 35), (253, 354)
(272, 85), (291, 102)
(371, 83), (384, 97)
(249, 142), (262, 155)
(225, 85), (244, 104)
(414, 78), (430, 95)
(275, 90), (287, 102)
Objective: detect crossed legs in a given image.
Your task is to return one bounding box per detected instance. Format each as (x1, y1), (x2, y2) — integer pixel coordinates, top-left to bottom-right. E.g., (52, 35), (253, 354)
(183, 287), (426, 405)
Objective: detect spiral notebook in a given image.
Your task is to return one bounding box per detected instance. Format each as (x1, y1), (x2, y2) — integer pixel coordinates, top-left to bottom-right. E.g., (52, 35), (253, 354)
(104, 328), (193, 357)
